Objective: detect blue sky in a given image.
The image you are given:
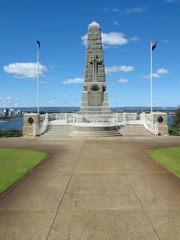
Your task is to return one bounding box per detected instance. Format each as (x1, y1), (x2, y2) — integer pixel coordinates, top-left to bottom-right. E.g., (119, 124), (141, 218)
(0, 0), (180, 108)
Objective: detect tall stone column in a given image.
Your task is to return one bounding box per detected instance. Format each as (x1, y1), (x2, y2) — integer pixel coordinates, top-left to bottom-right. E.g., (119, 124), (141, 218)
(80, 21), (110, 112)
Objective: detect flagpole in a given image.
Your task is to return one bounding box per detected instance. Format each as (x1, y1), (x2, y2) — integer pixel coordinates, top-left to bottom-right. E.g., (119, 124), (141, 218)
(150, 41), (153, 113)
(37, 41), (40, 114)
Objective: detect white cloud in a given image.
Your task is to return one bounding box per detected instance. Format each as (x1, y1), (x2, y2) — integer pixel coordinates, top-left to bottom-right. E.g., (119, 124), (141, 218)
(118, 78), (128, 83)
(47, 100), (54, 104)
(103, 7), (121, 12)
(81, 35), (87, 45)
(81, 32), (128, 46)
(143, 73), (160, 78)
(4, 62), (47, 79)
(152, 73), (161, 78)
(103, 7), (109, 11)
(61, 94), (70, 97)
(157, 68), (169, 74)
(126, 6), (148, 13)
(113, 20), (119, 26)
(129, 37), (140, 43)
(112, 8), (120, 12)
(62, 78), (84, 84)
(102, 32), (128, 45)
(105, 65), (134, 74)
(165, 0), (180, 2)
(0, 96), (19, 108)
(165, 0), (174, 2)
(143, 68), (169, 78)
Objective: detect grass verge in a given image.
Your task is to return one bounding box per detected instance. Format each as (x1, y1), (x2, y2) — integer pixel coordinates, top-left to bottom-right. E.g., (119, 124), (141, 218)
(0, 149), (47, 194)
(149, 147), (180, 177)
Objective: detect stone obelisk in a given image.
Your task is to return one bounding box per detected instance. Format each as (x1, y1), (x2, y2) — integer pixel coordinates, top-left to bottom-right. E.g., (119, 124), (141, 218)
(80, 21), (110, 112)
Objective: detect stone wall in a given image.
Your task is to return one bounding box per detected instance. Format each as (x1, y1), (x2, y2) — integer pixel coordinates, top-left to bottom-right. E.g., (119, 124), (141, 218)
(23, 113), (40, 136)
(149, 112), (169, 135)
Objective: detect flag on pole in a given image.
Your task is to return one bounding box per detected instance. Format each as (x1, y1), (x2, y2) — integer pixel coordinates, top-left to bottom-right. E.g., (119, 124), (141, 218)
(151, 41), (157, 51)
(37, 40), (41, 49)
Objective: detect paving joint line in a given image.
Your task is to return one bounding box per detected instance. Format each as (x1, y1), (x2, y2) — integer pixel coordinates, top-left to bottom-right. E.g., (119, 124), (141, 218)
(45, 138), (87, 240)
(125, 173), (161, 240)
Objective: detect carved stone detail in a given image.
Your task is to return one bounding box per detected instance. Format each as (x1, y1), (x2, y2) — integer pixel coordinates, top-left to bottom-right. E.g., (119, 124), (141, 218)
(91, 84), (99, 91)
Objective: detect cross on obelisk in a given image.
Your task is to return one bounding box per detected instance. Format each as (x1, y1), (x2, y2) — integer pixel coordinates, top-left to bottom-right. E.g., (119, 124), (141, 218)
(89, 54), (101, 82)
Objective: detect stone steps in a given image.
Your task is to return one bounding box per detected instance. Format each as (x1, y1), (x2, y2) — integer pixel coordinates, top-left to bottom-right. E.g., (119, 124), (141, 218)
(41, 124), (153, 138)
(71, 125), (121, 137)
(41, 125), (121, 137)
(119, 125), (153, 136)
(41, 125), (73, 138)
(71, 130), (121, 137)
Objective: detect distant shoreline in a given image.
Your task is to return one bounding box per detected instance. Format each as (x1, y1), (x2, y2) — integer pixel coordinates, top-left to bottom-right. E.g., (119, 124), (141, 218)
(1, 106), (178, 117)
(19, 106), (178, 113)
(0, 116), (22, 120)
(0, 117), (10, 120)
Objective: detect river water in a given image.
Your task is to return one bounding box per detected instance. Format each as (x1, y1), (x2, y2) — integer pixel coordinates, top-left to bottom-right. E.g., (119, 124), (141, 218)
(0, 115), (174, 132)
(0, 118), (23, 131)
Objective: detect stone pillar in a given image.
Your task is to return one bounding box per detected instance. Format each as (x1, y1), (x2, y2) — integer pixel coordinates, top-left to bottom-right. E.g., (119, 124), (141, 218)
(23, 113), (40, 136)
(80, 21), (110, 112)
(149, 112), (169, 135)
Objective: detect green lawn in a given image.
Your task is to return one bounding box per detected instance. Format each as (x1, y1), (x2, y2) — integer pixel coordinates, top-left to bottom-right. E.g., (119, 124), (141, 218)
(149, 147), (180, 177)
(0, 149), (47, 194)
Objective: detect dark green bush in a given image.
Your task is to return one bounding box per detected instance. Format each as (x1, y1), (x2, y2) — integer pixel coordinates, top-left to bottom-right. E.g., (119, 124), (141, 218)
(169, 108), (180, 136)
(0, 128), (22, 138)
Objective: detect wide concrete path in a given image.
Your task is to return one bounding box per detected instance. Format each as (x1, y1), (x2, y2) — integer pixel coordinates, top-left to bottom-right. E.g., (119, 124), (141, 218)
(0, 136), (180, 240)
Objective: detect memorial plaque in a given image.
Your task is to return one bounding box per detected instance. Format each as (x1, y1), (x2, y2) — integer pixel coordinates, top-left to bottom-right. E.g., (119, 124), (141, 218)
(88, 92), (102, 106)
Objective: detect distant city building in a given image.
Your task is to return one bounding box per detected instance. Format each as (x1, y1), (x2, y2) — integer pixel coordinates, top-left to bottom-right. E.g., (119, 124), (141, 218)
(3, 109), (9, 117)
(15, 109), (22, 116)
(9, 109), (14, 117)
(0, 108), (23, 117)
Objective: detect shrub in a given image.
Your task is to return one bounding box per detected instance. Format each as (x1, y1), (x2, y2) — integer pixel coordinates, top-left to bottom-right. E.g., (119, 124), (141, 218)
(0, 128), (22, 138)
(169, 108), (180, 136)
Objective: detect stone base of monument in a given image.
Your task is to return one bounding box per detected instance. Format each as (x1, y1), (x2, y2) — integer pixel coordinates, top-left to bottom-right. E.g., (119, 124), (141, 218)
(75, 112), (116, 126)
(23, 113), (40, 137)
(71, 112), (121, 136)
(76, 111), (114, 118)
(80, 106), (111, 112)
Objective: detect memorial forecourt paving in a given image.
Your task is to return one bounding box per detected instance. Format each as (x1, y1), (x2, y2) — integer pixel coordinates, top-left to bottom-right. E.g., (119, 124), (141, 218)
(0, 136), (180, 240)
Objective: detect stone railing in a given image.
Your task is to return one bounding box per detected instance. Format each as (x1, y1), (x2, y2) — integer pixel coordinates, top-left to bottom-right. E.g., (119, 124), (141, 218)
(141, 113), (158, 136)
(33, 112), (159, 136)
(47, 112), (140, 127)
(33, 113), (49, 136)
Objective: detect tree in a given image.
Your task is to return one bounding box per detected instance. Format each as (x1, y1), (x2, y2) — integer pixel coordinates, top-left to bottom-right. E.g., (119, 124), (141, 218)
(169, 108), (180, 135)
(173, 108), (180, 126)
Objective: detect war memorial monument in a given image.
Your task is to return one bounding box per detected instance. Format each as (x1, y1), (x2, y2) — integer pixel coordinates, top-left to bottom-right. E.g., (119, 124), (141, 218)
(80, 21), (110, 112)
(23, 22), (168, 137)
